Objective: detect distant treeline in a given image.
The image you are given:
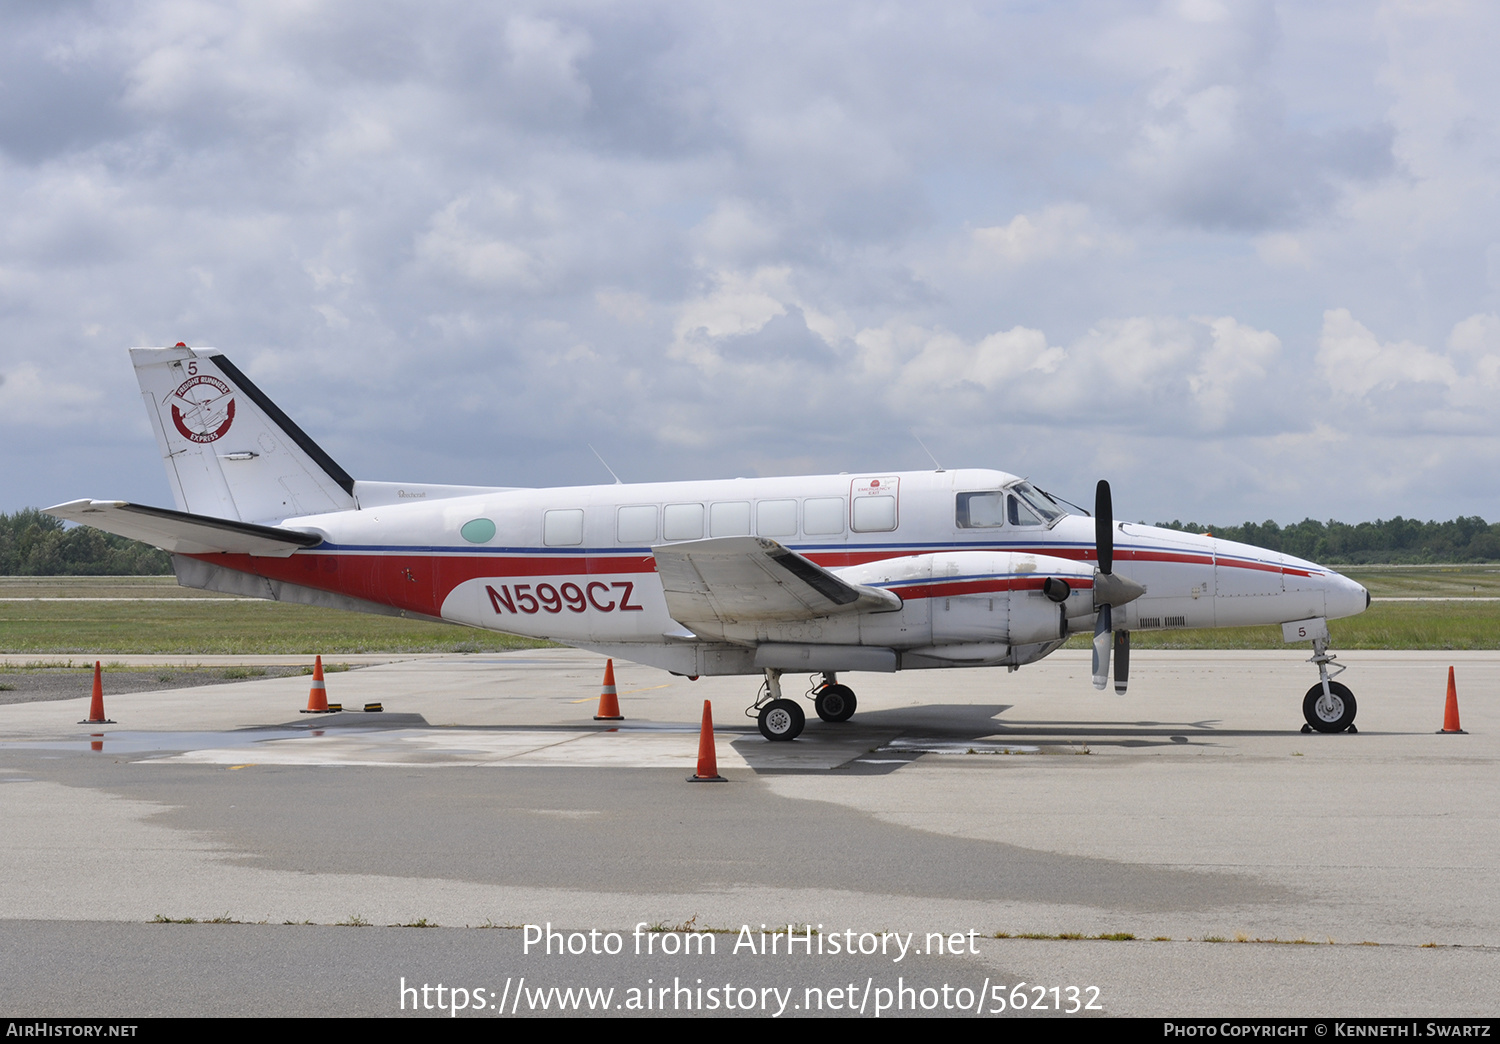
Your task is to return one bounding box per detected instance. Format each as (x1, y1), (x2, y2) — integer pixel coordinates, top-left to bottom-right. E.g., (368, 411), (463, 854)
(3, 508), (1498, 574)
(1155, 516), (1500, 565)
(0, 509), (171, 575)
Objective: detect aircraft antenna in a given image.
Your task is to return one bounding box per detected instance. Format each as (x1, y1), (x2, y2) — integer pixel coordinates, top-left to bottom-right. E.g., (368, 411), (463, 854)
(588, 443), (625, 485)
(911, 431), (945, 472)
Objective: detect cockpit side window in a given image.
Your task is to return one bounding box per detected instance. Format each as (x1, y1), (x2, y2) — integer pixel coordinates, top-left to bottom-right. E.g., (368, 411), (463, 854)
(956, 491), (1006, 528)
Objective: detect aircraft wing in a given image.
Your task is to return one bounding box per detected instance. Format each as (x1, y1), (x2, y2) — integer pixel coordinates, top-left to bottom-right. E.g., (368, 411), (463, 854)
(43, 500), (323, 558)
(652, 536), (900, 633)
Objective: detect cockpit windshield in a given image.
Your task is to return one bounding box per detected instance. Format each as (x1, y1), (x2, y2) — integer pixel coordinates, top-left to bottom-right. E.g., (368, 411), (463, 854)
(1010, 481), (1067, 524)
(955, 482), (1069, 529)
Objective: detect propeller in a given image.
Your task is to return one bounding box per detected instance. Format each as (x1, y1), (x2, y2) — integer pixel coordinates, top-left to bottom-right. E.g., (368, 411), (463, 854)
(1090, 480), (1145, 693)
(1114, 629), (1130, 696)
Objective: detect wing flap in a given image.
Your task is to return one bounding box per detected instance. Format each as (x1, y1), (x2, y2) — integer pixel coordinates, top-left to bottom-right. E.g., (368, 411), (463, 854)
(652, 536), (900, 631)
(43, 500), (323, 558)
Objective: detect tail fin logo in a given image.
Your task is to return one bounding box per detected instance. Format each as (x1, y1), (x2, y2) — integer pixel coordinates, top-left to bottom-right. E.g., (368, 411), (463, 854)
(170, 374), (236, 443)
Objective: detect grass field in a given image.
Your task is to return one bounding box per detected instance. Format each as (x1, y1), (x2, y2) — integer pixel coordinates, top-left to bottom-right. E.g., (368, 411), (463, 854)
(0, 576), (547, 655)
(1, 569), (1497, 655)
(1057, 563), (1500, 651)
(1060, 600), (1500, 651)
(1339, 563), (1500, 597)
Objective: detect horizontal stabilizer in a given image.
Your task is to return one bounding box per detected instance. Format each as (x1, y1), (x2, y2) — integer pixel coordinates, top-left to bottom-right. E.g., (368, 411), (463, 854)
(652, 536), (900, 633)
(44, 500), (323, 558)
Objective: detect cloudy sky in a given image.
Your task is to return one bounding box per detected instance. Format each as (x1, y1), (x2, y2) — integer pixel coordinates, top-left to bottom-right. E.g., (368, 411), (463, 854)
(2, 0), (1498, 526)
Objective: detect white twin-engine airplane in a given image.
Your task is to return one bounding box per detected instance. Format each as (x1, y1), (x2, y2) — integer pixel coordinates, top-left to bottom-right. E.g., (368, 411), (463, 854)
(48, 346), (1371, 740)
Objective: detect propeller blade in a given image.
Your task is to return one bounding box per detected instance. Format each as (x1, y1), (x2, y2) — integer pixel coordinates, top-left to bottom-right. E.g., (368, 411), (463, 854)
(1091, 603), (1111, 690)
(1091, 477), (1144, 607)
(1113, 629), (1130, 695)
(1095, 480), (1113, 575)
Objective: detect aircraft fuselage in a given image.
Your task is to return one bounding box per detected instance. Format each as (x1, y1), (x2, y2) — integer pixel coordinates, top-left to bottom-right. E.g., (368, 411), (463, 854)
(179, 468), (1368, 678)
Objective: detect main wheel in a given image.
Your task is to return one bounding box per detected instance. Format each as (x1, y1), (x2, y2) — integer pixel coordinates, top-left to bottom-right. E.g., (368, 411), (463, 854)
(758, 698), (806, 741)
(814, 683), (857, 723)
(1303, 682), (1356, 733)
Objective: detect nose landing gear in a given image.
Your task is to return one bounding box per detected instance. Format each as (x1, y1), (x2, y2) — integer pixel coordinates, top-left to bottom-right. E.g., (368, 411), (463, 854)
(1303, 680), (1356, 733)
(1300, 632), (1357, 734)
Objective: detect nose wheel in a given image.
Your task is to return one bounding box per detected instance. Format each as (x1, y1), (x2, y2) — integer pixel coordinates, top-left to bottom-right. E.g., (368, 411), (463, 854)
(1300, 635), (1357, 733)
(1303, 681), (1356, 733)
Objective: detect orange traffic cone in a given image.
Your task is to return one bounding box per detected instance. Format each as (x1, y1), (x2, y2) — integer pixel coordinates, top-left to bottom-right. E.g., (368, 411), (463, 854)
(302, 655), (333, 714)
(687, 700), (727, 782)
(594, 658), (624, 721)
(1438, 666), (1467, 734)
(79, 661), (114, 724)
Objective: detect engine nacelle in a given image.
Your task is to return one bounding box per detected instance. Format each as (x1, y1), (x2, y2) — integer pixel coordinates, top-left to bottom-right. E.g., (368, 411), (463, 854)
(837, 550), (1095, 649)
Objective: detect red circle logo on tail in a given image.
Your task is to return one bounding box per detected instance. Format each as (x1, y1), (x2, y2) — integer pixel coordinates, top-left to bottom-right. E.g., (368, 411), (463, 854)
(170, 375), (236, 443)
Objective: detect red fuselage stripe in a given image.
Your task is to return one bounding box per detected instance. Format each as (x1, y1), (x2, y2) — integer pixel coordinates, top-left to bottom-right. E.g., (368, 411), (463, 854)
(189, 544), (1312, 618)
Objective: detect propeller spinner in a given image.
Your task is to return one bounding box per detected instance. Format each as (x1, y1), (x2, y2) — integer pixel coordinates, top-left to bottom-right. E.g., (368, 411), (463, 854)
(1091, 480), (1145, 694)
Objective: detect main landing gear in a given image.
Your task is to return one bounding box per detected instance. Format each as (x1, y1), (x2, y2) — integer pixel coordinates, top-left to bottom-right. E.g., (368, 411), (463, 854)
(1301, 635), (1357, 734)
(748, 670), (859, 740)
(750, 669), (805, 741)
(813, 674), (857, 723)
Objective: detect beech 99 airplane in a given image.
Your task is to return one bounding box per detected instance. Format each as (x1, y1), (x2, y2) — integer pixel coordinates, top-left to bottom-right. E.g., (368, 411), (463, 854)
(48, 346), (1370, 740)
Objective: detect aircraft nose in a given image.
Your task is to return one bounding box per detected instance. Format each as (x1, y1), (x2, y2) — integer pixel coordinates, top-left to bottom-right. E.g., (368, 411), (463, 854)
(1324, 569), (1369, 620)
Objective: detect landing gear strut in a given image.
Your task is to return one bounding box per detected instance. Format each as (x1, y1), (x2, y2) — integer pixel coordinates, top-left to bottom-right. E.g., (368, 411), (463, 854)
(1301, 636), (1357, 733)
(812, 672), (857, 723)
(750, 668), (805, 741)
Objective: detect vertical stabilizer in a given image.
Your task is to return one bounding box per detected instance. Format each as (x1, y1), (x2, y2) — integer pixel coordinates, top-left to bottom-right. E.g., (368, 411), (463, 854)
(132, 346), (358, 523)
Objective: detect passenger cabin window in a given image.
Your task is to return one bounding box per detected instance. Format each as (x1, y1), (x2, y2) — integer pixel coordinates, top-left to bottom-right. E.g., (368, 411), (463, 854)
(616, 505), (656, 544)
(460, 518), (496, 544)
(803, 497), (846, 536)
(662, 503), (705, 541)
(956, 492), (1006, 528)
(756, 500), (797, 537)
(543, 508), (584, 546)
(710, 501), (751, 537)
(852, 495), (896, 532)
